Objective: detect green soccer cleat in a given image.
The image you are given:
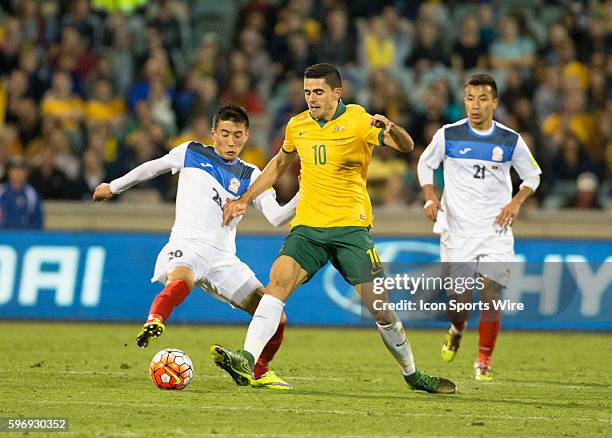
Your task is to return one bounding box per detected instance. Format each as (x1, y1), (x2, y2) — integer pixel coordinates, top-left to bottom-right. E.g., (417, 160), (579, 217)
(210, 344), (254, 387)
(441, 328), (463, 362)
(135, 319), (165, 348)
(474, 362), (493, 381)
(404, 370), (457, 394)
(250, 370), (293, 390)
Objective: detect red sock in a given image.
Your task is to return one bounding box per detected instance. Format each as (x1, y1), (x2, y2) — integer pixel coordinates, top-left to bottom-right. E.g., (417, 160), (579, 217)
(147, 280), (192, 323)
(477, 311), (501, 366)
(253, 312), (286, 378)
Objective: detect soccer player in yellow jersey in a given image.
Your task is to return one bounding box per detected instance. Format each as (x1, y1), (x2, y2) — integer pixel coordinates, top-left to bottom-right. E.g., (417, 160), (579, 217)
(211, 64), (456, 393)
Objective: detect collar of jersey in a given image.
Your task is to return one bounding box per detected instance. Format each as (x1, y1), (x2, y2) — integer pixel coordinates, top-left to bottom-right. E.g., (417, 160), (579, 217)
(310, 99), (346, 128)
(208, 145), (239, 166)
(467, 120), (496, 138)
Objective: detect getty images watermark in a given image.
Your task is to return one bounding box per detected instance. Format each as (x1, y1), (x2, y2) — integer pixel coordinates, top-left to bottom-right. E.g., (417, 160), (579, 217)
(371, 273), (524, 313)
(351, 261), (596, 322)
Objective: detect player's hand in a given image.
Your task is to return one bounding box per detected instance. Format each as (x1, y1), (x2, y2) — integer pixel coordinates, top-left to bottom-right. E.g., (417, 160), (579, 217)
(223, 197), (248, 226)
(423, 194), (443, 222)
(496, 200), (520, 229)
(92, 183), (113, 202)
(370, 114), (393, 134)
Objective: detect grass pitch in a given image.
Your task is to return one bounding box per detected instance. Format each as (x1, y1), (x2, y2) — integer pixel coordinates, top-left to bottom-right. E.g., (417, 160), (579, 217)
(4, 321), (611, 437)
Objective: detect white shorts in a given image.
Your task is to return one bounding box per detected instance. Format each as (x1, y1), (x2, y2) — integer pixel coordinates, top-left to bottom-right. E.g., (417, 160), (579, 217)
(151, 239), (262, 307)
(440, 232), (514, 288)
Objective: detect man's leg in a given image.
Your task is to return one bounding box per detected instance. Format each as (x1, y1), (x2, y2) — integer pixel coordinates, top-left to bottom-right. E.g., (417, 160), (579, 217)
(211, 256), (307, 385)
(475, 278), (502, 380)
(243, 256), (307, 363)
(356, 282), (456, 394)
(442, 289), (473, 362)
(356, 283), (416, 376)
(237, 289), (288, 380)
(137, 266), (194, 348)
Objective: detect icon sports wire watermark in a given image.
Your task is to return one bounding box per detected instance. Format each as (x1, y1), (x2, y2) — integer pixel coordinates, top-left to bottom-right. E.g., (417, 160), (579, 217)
(347, 261), (612, 324)
(0, 417), (69, 432)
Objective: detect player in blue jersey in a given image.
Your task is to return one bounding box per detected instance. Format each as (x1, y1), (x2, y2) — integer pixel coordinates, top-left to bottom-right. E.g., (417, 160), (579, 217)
(93, 105), (298, 389)
(417, 74), (541, 380)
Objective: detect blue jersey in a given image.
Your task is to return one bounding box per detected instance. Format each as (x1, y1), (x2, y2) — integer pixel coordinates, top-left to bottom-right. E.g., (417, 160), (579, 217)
(0, 183), (43, 229)
(420, 119), (541, 236)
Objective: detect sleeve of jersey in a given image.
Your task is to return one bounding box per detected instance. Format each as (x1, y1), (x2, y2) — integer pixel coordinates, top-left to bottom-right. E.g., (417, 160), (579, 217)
(360, 110), (384, 146)
(109, 144), (185, 194)
(512, 136), (542, 192)
(417, 128), (445, 186)
(253, 190), (299, 227)
(281, 122), (296, 154)
(249, 166), (297, 226)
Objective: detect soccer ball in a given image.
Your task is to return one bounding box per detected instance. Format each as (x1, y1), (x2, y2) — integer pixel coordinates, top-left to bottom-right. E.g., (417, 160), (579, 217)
(149, 348), (193, 390)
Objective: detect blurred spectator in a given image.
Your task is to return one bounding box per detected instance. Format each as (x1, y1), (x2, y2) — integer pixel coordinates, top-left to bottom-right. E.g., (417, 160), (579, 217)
(451, 15), (488, 73)
(0, 156), (43, 229)
(362, 16), (395, 70)
(106, 21), (136, 96)
(61, 0), (102, 49)
(405, 18), (445, 72)
(564, 172), (604, 209)
(85, 78), (126, 129)
(490, 15), (536, 73)
(71, 148), (107, 200)
(220, 71), (264, 114)
(0, 16), (22, 74)
(279, 31), (318, 78)
(41, 71), (84, 139)
(238, 29), (272, 92)
(50, 26), (98, 84)
(18, 48), (48, 101)
(29, 147), (71, 200)
(381, 5), (413, 69)
(16, 0), (41, 45)
(316, 6), (356, 68)
(543, 89), (601, 159)
(148, 76), (177, 135)
(533, 65), (563, 124)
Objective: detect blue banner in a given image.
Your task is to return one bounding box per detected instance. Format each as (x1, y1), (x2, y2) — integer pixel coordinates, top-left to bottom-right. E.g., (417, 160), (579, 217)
(0, 231), (610, 330)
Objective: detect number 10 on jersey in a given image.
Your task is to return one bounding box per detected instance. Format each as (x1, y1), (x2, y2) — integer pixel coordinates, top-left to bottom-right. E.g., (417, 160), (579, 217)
(312, 144), (326, 165)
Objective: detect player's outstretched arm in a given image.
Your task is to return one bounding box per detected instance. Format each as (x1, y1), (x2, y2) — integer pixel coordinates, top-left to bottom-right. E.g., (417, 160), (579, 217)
(92, 157), (175, 202)
(255, 191), (299, 227)
(370, 114), (414, 153)
(223, 150), (297, 225)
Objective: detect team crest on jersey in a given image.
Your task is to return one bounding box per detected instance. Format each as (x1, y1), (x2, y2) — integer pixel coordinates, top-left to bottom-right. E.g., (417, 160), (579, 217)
(332, 125), (346, 133)
(228, 178), (241, 194)
(492, 146), (504, 162)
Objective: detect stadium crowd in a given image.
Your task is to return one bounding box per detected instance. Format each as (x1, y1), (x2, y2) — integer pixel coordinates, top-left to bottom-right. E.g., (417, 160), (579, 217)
(0, 0), (610, 226)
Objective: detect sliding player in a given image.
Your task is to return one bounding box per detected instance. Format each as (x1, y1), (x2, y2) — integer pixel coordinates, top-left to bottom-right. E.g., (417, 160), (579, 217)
(93, 105), (298, 389)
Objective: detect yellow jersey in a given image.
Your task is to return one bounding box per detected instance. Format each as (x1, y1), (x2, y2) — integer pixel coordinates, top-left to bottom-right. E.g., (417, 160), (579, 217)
(282, 100), (383, 228)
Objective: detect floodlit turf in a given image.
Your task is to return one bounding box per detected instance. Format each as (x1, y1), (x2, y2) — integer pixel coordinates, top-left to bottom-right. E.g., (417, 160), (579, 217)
(4, 321), (611, 437)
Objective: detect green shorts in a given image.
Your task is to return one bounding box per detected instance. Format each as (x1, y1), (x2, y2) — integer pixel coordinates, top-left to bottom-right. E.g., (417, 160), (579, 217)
(278, 225), (384, 285)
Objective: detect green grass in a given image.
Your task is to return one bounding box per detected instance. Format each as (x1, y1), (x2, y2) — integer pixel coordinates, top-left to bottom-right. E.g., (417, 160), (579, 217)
(4, 321), (611, 437)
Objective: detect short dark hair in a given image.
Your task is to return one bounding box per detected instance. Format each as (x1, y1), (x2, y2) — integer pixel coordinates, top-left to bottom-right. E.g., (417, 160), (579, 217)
(304, 63), (342, 89)
(212, 105), (249, 130)
(465, 74), (498, 98)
